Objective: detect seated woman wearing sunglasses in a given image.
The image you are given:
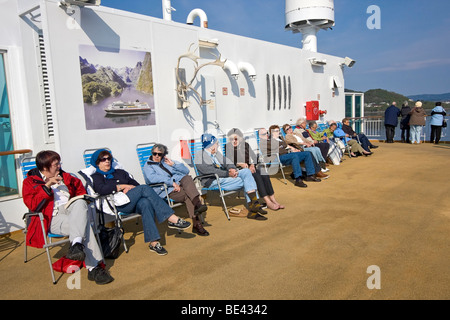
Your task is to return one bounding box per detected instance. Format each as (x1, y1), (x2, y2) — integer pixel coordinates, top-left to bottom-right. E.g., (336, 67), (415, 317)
(143, 144), (209, 236)
(90, 149), (191, 256)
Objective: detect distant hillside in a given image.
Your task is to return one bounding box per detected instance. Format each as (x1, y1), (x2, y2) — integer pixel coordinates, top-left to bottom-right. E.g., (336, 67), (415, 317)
(364, 89), (410, 105)
(408, 93), (450, 102)
(362, 88), (436, 115)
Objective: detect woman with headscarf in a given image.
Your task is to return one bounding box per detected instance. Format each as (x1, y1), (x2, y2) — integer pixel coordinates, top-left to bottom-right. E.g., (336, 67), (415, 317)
(225, 128), (284, 211)
(143, 143), (209, 236)
(90, 149), (190, 256)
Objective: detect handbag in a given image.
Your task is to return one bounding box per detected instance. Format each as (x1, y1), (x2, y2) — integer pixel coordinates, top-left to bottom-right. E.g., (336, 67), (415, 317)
(98, 200), (123, 259)
(443, 119), (447, 128)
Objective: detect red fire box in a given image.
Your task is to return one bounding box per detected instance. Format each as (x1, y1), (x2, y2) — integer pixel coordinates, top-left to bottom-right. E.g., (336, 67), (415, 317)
(305, 101), (320, 121)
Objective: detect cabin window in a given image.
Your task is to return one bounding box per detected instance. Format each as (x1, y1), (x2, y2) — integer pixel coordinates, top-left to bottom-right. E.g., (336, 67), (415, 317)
(0, 53), (19, 198)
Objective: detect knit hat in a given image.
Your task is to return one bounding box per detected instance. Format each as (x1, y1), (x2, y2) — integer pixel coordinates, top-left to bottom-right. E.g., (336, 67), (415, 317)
(415, 101), (423, 108)
(201, 134), (218, 149)
(227, 128), (244, 138)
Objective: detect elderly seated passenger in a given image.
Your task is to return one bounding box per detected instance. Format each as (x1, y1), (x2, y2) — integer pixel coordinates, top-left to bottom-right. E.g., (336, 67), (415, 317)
(195, 133), (268, 220)
(143, 143), (209, 236)
(259, 126), (325, 188)
(226, 128), (284, 211)
(342, 118), (378, 151)
(282, 124), (329, 172)
(331, 122), (373, 156)
(90, 149), (191, 256)
(294, 117), (330, 161)
(22, 150), (114, 285)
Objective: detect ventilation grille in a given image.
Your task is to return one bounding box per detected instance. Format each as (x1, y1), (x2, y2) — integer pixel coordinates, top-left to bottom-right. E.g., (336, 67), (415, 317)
(266, 74), (292, 111)
(38, 34), (54, 140)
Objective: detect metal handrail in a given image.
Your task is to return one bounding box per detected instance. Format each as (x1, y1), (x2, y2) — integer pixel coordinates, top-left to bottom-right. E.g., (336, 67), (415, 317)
(0, 149), (32, 157)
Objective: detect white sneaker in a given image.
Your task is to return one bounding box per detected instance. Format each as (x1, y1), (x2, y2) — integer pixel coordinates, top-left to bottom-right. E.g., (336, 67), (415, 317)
(321, 168), (329, 173)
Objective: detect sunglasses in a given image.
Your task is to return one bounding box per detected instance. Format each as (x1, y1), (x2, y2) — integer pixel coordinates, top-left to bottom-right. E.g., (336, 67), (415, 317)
(152, 152), (164, 157)
(99, 156), (112, 162)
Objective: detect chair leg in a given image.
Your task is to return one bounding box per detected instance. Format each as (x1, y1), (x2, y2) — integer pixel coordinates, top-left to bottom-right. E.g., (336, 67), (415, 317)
(45, 247), (57, 284)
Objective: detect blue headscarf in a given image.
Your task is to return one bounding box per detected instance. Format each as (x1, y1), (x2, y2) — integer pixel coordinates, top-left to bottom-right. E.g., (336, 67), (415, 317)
(90, 149), (115, 179)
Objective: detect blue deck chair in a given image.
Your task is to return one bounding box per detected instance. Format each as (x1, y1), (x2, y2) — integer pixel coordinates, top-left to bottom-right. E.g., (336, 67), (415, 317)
(21, 156), (71, 284)
(188, 136), (242, 221)
(135, 142), (184, 210)
(79, 148), (140, 254)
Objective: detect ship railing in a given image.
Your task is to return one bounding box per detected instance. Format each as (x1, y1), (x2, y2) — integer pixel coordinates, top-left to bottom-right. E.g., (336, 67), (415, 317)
(347, 116), (449, 142)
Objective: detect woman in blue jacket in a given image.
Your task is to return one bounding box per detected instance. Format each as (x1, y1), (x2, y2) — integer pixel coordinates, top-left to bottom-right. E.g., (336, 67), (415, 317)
(430, 102), (447, 144)
(143, 144), (209, 236)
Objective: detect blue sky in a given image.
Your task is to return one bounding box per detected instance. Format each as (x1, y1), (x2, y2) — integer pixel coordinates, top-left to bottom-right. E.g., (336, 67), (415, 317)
(102, 0), (450, 96)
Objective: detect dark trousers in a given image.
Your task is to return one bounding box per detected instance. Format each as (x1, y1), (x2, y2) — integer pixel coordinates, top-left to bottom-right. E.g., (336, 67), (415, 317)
(385, 125), (396, 143)
(430, 125), (443, 144)
(168, 175), (200, 219)
(354, 133), (372, 151)
(252, 167), (274, 198)
(401, 126), (410, 142)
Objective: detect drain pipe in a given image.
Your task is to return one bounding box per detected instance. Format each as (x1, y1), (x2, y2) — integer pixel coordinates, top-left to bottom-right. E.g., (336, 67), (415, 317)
(162, 0), (176, 21)
(186, 8), (208, 28)
(238, 62), (257, 81)
(223, 60), (239, 80)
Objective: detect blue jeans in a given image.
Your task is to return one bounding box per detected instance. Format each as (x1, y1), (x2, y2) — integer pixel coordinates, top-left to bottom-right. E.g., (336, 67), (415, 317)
(280, 152), (315, 178)
(209, 168), (258, 202)
(117, 185), (174, 243)
(410, 125), (422, 143)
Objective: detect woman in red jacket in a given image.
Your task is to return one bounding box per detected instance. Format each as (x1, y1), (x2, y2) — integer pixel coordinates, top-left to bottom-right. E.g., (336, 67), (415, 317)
(22, 150), (113, 285)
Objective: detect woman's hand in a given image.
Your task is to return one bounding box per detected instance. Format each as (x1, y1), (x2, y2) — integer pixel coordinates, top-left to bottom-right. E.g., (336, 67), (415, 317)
(118, 184), (135, 194)
(164, 157), (175, 166)
(172, 182), (181, 192)
(228, 168), (239, 178)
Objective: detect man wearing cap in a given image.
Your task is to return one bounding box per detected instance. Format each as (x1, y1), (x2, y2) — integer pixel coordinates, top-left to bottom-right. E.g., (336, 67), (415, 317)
(194, 134), (267, 220)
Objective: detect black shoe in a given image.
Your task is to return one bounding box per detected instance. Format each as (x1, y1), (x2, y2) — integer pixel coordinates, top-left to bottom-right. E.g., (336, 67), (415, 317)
(88, 266), (114, 285)
(247, 212), (268, 220)
(168, 218), (191, 230)
(370, 145), (378, 149)
(294, 179), (308, 188)
(194, 203), (208, 215)
(304, 175), (321, 182)
(149, 242), (168, 255)
(66, 243), (86, 261)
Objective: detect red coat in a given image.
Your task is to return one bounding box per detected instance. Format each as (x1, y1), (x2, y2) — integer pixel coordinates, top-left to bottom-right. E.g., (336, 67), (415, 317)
(22, 168), (87, 248)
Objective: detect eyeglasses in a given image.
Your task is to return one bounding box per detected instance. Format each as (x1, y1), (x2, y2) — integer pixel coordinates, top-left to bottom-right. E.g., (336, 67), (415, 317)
(51, 162), (62, 168)
(99, 157), (112, 162)
(272, 129), (280, 132)
(260, 132), (268, 136)
(152, 152), (164, 157)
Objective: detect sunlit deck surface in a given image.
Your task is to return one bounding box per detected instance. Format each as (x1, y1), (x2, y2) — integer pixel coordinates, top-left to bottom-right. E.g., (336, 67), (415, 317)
(1, 141), (449, 300)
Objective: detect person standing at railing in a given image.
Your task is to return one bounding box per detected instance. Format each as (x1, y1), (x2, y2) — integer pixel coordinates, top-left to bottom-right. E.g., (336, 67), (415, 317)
(430, 102), (446, 144)
(400, 102), (412, 143)
(409, 101), (427, 144)
(384, 102), (401, 143)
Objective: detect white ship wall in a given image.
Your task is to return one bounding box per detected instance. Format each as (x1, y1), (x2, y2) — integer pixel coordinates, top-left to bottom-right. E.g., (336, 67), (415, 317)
(0, 0), (346, 233)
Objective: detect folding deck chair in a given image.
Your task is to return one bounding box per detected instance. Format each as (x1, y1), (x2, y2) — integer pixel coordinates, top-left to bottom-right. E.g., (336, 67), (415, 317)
(135, 142), (184, 210)
(254, 129), (288, 184)
(79, 148), (140, 254)
(21, 156), (71, 284)
(187, 136), (243, 221)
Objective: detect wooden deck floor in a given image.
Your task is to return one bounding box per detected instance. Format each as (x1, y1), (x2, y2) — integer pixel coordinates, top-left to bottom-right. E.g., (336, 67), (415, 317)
(1, 141), (449, 301)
